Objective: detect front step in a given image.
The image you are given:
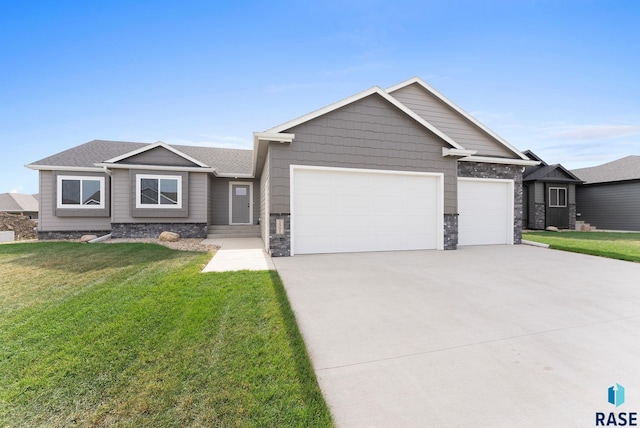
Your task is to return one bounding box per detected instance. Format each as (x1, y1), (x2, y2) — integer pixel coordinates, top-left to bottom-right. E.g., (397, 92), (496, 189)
(207, 225), (260, 239)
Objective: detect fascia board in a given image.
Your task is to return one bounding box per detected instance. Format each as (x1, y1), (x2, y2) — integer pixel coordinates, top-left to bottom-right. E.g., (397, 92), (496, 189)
(459, 156), (540, 166)
(387, 77), (530, 160)
(95, 163), (216, 173)
(214, 173), (254, 179)
(25, 164), (104, 172)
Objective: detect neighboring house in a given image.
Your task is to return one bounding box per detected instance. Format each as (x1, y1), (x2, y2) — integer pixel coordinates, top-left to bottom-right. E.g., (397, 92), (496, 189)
(0, 193), (39, 219)
(27, 77), (538, 256)
(522, 150), (583, 230)
(572, 156), (640, 231)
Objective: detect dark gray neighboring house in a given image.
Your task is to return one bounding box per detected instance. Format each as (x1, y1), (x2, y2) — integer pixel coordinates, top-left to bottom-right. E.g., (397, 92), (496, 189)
(27, 77), (538, 255)
(572, 156), (640, 231)
(522, 150), (583, 230)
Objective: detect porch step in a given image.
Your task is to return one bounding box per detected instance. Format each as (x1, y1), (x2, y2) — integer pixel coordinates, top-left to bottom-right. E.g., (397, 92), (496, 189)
(207, 225), (260, 239)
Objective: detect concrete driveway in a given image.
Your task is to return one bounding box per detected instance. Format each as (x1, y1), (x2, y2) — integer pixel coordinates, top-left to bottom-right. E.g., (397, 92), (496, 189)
(273, 245), (640, 427)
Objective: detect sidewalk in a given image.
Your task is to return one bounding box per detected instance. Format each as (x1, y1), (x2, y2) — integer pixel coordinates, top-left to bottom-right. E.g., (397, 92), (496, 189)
(201, 237), (275, 272)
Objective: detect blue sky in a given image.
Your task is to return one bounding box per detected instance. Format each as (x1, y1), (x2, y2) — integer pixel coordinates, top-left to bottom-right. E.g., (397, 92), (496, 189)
(1, 0), (639, 194)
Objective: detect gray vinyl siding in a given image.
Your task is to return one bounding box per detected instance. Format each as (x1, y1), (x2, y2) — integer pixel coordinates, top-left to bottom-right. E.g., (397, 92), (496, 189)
(38, 170), (111, 231)
(111, 169), (208, 223)
(260, 151), (271, 242)
(270, 93), (457, 214)
(118, 146), (199, 167)
(576, 181), (640, 231)
(390, 83), (514, 158)
(209, 177), (259, 225)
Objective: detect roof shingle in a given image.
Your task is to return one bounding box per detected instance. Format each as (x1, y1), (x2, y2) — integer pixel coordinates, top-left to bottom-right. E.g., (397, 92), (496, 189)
(29, 140), (253, 175)
(572, 156), (640, 184)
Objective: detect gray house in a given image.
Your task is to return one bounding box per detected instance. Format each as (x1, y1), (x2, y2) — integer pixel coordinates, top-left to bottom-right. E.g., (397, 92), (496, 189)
(27, 77), (538, 256)
(572, 156), (640, 231)
(522, 150), (583, 230)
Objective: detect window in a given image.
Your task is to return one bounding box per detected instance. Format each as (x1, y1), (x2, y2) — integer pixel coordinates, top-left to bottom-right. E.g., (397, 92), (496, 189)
(136, 174), (182, 208)
(549, 187), (567, 207)
(57, 176), (105, 209)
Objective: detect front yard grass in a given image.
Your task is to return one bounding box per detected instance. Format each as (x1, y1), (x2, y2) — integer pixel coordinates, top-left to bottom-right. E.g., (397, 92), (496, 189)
(0, 242), (332, 427)
(523, 231), (640, 263)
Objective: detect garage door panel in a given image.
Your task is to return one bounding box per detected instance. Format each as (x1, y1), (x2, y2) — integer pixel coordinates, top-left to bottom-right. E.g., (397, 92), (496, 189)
(292, 167), (441, 255)
(458, 179), (512, 246)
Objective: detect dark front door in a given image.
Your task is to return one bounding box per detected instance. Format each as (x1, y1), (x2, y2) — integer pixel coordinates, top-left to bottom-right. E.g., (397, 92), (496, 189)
(546, 185), (569, 229)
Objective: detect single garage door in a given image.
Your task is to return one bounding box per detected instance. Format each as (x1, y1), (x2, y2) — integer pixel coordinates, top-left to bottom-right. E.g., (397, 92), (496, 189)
(458, 178), (513, 246)
(291, 166), (442, 255)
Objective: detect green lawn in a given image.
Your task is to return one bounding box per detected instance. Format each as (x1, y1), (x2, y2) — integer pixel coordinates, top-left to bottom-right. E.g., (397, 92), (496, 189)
(523, 231), (640, 262)
(0, 242), (332, 427)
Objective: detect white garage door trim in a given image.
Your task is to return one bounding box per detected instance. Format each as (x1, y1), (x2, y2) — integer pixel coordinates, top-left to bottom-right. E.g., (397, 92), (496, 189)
(290, 165), (444, 255)
(458, 177), (514, 246)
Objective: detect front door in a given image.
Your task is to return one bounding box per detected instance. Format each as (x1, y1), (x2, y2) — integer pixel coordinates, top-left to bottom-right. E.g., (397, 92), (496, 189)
(230, 183), (251, 224)
(546, 184), (569, 229)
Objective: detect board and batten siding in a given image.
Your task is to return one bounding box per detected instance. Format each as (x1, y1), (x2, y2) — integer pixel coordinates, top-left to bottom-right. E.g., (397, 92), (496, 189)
(390, 83), (514, 158)
(270, 93), (457, 214)
(209, 177), (259, 225)
(111, 169), (208, 223)
(576, 181), (640, 231)
(38, 170), (111, 231)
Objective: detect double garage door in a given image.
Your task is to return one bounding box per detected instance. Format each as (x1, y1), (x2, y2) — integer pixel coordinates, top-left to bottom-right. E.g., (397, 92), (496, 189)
(290, 166), (513, 255)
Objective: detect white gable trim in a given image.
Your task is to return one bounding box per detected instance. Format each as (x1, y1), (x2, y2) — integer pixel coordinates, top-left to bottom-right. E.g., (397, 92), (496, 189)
(94, 163), (216, 172)
(265, 86), (465, 150)
(387, 77), (530, 160)
(103, 141), (211, 168)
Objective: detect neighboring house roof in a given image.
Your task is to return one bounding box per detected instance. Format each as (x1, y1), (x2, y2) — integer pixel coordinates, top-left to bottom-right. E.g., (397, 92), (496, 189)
(522, 150), (582, 183)
(0, 193), (39, 212)
(27, 140), (253, 176)
(572, 156), (640, 184)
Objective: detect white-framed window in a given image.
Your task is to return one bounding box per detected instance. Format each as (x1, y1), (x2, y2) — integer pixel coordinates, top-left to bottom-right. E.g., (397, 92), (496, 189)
(57, 176), (105, 209)
(549, 187), (567, 207)
(136, 174), (182, 208)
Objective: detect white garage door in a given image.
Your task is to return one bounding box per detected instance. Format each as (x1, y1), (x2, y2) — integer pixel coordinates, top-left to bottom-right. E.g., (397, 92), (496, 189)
(458, 178), (513, 246)
(291, 166), (442, 255)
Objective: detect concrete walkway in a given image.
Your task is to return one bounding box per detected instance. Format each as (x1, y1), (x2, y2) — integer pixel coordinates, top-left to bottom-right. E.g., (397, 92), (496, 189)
(274, 245), (640, 427)
(201, 237), (275, 272)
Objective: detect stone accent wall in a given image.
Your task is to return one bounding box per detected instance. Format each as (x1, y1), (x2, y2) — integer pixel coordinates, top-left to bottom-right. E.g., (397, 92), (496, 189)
(269, 214), (291, 257)
(533, 203), (546, 229)
(38, 230), (112, 240)
(111, 223), (208, 239)
(569, 203), (577, 230)
(443, 214), (458, 250)
(458, 162), (524, 244)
